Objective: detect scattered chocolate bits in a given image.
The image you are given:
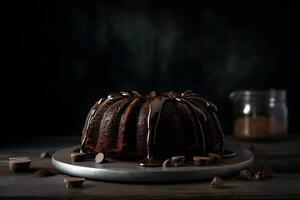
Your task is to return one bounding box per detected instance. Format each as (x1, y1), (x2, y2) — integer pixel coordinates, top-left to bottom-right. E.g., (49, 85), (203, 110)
(171, 156), (185, 167)
(253, 167), (273, 180)
(161, 153), (223, 168)
(193, 156), (210, 166)
(208, 153), (222, 164)
(70, 148), (93, 162)
(95, 153), (105, 164)
(9, 157), (31, 173)
(210, 176), (225, 189)
(64, 177), (85, 189)
(238, 165), (274, 181)
(34, 169), (55, 177)
(40, 151), (51, 158)
(162, 159), (172, 168)
(71, 152), (85, 162)
(70, 152), (91, 162)
(238, 170), (252, 180)
(139, 158), (163, 167)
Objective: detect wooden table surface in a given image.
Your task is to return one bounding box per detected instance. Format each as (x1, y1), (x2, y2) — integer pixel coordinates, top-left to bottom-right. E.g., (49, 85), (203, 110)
(1, 135), (300, 200)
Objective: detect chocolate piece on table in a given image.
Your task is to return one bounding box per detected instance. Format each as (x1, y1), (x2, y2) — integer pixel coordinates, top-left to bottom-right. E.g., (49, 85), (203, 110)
(171, 156), (185, 167)
(64, 177), (85, 189)
(210, 176), (225, 189)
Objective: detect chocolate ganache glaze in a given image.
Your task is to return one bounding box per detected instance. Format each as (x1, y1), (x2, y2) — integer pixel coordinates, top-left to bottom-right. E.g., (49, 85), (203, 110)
(81, 90), (224, 166)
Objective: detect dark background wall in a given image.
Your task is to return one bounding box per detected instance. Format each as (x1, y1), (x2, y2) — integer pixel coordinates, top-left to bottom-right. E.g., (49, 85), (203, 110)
(9, 0), (300, 141)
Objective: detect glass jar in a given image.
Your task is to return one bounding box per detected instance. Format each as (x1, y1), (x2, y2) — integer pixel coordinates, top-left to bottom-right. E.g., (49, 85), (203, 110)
(229, 90), (288, 141)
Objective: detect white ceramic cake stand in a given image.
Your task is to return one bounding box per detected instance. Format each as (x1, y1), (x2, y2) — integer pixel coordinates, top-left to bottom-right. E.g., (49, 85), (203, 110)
(52, 145), (254, 183)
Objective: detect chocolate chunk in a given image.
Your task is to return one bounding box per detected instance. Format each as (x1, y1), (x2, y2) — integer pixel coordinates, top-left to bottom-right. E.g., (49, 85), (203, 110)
(238, 170), (252, 180)
(9, 158), (31, 173)
(208, 153), (222, 164)
(262, 167), (274, 178)
(64, 177), (85, 189)
(210, 176), (225, 188)
(70, 152), (91, 162)
(95, 153), (105, 164)
(34, 169), (55, 177)
(193, 156), (210, 166)
(70, 152), (85, 161)
(162, 159), (172, 168)
(171, 156), (185, 167)
(40, 151), (51, 158)
(139, 158), (163, 167)
(255, 171), (265, 180)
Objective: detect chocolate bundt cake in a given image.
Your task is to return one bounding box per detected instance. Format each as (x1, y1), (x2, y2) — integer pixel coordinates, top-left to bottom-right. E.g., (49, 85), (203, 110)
(81, 90), (224, 163)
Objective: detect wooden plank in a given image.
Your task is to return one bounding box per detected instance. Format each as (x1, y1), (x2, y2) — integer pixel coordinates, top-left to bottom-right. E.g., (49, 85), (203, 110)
(1, 163), (300, 199)
(225, 135), (300, 172)
(0, 135), (300, 199)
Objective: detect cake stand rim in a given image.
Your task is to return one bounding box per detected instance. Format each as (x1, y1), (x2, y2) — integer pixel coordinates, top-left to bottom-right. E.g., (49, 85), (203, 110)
(52, 145), (254, 182)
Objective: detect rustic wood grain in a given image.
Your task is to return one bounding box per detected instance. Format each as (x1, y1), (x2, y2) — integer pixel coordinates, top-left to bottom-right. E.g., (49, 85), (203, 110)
(0, 135), (300, 199)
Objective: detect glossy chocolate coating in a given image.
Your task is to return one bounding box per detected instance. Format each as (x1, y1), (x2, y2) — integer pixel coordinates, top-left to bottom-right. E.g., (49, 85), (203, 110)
(81, 90), (224, 165)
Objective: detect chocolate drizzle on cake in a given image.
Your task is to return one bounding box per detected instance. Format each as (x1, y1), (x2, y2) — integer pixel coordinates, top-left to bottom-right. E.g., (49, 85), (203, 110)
(81, 90), (224, 165)
(212, 112), (225, 154)
(179, 98), (206, 153)
(81, 98), (104, 147)
(147, 96), (169, 157)
(140, 91), (223, 166)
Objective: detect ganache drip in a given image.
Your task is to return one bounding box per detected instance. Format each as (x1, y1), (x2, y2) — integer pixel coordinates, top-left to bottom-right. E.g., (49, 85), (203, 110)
(81, 98), (104, 147)
(81, 90), (224, 163)
(176, 97), (206, 153)
(146, 96), (169, 159)
(143, 91), (223, 161)
(212, 112), (225, 154)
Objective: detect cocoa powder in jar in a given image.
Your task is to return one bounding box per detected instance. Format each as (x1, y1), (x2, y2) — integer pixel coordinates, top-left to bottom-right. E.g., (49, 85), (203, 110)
(234, 116), (286, 141)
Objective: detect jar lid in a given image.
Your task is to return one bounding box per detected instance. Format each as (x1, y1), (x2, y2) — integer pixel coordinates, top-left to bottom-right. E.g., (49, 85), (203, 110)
(229, 89), (286, 102)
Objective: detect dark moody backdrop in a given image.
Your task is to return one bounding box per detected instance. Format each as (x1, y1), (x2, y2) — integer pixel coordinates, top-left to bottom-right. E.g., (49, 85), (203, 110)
(9, 1), (300, 141)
